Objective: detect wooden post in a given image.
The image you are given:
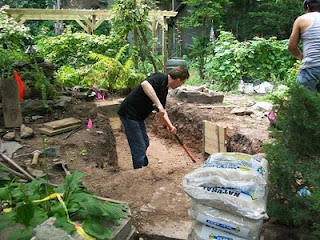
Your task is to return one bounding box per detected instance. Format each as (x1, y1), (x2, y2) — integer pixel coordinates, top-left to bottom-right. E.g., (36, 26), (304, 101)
(162, 17), (168, 73)
(1, 77), (22, 128)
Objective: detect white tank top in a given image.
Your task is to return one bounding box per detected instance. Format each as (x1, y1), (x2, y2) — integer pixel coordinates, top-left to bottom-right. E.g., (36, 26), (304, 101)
(301, 12), (320, 69)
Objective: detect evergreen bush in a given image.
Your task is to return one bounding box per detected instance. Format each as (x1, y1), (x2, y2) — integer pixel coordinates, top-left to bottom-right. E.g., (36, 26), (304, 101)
(265, 85), (320, 238)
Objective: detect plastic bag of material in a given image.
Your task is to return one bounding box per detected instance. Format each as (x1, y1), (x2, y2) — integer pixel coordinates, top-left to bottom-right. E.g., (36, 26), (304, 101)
(188, 202), (263, 239)
(188, 221), (246, 240)
(205, 152), (268, 180)
(183, 152), (268, 219)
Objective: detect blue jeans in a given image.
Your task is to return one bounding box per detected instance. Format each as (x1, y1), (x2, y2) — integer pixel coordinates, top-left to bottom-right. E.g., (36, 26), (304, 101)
(120, 116), (149, 169)
(297, 67), (320, 92)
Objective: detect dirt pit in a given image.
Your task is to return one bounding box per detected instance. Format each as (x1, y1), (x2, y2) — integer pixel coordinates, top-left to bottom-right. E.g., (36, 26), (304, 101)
(6, 93), (272, 239)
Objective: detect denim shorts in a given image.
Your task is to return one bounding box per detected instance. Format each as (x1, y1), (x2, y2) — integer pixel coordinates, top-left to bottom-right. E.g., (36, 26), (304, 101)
(297, 67), (320, 92)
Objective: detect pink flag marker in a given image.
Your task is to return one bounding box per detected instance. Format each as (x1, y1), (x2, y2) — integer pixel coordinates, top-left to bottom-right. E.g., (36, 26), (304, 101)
(87, 118), (93, 129)
(74, 222), (82, 227)
(97, 92), (103, 99)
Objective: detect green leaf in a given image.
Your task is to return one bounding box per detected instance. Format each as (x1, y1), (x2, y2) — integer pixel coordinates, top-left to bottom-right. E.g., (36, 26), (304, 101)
(0, 211), (15, 233)
(15, 202), (35, 226)
(0, 186), (10, 200)
(55, 215), (75, 234)
(8, 226), (33, 240)
(83, 218), (112, 240)
(65, 171), (84, 190)
(50, 203), (66, 217)
(29, 208), (48, 227)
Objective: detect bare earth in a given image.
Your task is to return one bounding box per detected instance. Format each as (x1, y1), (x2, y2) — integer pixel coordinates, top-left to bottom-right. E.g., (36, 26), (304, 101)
(11, 93), (271, 239)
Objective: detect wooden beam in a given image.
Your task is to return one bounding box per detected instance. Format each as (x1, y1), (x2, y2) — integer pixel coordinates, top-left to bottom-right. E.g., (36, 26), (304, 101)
(75, 19), (89, 33)
(4, 8), (177, 19)
(93, 17), (105, 30)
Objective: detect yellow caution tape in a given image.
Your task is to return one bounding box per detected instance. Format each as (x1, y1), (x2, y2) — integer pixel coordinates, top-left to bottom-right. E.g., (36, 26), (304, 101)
(3, 207), (12, 213)
(33, 193), (95, 240)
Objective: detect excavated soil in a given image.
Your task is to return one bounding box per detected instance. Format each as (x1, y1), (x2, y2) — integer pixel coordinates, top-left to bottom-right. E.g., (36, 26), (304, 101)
(4, 93), (272, 239)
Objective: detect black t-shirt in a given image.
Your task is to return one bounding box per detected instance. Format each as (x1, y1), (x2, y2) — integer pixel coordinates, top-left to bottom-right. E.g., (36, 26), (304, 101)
(117, 73), (168, 121)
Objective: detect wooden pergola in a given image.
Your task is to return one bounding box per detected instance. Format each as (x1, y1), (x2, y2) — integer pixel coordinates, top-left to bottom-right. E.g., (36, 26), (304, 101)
(4, 8), (178, 70)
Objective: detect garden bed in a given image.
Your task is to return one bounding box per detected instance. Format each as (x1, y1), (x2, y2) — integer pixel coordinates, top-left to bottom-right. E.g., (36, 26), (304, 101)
(1, 91), (274, 239)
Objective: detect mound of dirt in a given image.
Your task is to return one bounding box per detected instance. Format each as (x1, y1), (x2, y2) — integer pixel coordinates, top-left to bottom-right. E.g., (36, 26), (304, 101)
(149, 94), (271, 155)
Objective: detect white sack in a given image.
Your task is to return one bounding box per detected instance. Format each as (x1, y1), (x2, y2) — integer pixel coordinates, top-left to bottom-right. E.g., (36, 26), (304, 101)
(183, 152), (268, 219)
(189, 202), (262, 239)
(188, 221), (246, 240)
(205, 152), (268, 180)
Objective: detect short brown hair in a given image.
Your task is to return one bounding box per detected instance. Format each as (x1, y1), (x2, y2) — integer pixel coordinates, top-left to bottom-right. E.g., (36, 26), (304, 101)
(168, 66), (190, 81)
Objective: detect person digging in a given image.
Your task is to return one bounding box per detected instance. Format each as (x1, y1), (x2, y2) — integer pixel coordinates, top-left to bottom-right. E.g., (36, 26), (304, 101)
(117, 66), (189, 169)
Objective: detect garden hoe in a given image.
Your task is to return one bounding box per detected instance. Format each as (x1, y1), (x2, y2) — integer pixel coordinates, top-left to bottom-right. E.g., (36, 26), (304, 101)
(153, 104), (196, 163)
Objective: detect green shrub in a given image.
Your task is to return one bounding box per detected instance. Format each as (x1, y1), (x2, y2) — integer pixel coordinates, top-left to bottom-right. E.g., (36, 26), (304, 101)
(56, 46), (145, 90)
(36, 30), (128, 69)
(0, 7), (31, 77)
(265, 85), (320, 238)
(204, 31), (296, 91)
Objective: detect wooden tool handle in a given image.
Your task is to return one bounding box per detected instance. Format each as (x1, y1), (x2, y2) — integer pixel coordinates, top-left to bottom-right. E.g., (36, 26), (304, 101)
(0, 153), (35, 181)
(31, 151), (41, 166)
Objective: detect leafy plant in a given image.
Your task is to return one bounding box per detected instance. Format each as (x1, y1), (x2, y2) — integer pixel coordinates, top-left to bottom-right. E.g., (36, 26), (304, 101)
(0, 170), (128, 240)
(204, 31), (297, 91)
(56, 45), (145, 90)
(0, 6), (31, 77)
(111, 0), (160, 71)
(36, 29), (128, 69)
(179, 0), (229, 79)
(19, 56), (58, 107)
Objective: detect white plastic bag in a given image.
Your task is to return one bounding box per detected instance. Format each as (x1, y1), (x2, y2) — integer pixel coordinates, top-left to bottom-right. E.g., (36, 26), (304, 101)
(188, 221), (246, 240)
(183, 152), (268, 219)
(189, 202), (262, 239)
(205, 152), (268, 180)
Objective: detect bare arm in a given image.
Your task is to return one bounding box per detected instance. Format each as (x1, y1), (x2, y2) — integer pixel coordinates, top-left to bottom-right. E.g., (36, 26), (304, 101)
(141, 80), (164, 110)
(288, 17), (303, 60)
(141, 80), (176, 133)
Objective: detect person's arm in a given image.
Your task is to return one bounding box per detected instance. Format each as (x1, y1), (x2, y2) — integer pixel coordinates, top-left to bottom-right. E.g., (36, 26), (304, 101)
(288, 17), (303, 60)
(141, 80), (176, 133)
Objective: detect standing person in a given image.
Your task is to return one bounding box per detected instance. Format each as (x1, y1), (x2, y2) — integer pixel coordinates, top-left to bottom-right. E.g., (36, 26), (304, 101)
(288, 0), (320, 92)
(117, 66), (189, 169)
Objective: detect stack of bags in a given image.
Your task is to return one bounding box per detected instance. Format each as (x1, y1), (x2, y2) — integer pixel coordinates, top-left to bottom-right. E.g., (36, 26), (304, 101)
(183, 152), (268, 240)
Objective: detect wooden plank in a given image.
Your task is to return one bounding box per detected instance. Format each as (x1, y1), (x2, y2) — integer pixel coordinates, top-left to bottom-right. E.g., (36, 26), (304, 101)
(1, 77), (22, 128)
(203, 120), (227, 155)
(43, 117), (81, 130)
(39, 124), (81, 136)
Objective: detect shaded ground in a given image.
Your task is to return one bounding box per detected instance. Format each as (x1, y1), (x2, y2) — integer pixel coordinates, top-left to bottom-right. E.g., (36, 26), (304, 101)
(5, 92), (272, 239)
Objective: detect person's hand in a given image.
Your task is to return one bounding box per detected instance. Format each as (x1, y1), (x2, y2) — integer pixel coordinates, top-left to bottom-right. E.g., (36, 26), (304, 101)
(157, 107), (166, 118)
(169, 126), (177, 134)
